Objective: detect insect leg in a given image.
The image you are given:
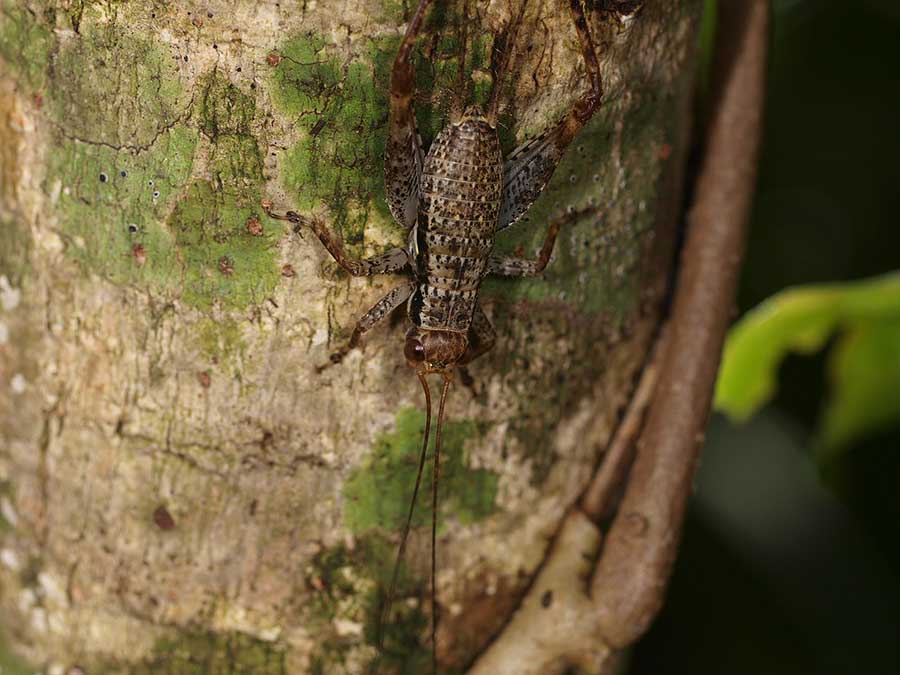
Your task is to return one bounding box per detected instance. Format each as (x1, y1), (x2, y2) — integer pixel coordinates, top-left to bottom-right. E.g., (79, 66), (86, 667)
(323, 280), (415, 368)
(487, 219), (561, 277)
(384, 0), (432, 230)
(265, 207), (410, 277)
(496, 0), (603, 231)
(459, 303), (497, 365)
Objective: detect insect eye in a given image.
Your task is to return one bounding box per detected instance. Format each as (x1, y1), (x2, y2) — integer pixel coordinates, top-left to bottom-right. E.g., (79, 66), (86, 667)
(404, 338), (426, 363)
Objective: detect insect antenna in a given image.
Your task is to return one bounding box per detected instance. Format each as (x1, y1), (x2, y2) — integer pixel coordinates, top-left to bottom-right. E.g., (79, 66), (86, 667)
(430, 373), (452, 673)
(486, 0), (530, 124)
(377, 371), (433, 651)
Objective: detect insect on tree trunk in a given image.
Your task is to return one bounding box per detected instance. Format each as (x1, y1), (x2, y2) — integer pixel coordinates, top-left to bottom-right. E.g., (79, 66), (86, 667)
(0, 0), (759, 673)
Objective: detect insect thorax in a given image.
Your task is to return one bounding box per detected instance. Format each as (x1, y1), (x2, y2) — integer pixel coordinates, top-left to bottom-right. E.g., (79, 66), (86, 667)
(409, 117), (503, 333)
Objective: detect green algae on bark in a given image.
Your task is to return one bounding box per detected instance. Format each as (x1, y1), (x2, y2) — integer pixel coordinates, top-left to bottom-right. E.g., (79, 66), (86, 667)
(49, 14), (186, 150)
(268, 32), (397, 250)
(343, 407), (498, 534)
(194, 317), (247, 365)
(46, 126), (198, 289)
(95, 630), (287, 675)
(0, 213), (29, 284)
(304, 538), (430, 675)
(168, 179), (277, 310)
(0, 2), (52, 93)
(167, 69), (279, 310)
(34, 11), (279, 310)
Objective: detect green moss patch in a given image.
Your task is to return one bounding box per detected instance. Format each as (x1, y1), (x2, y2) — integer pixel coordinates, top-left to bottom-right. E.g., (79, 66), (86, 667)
(168, 179), (276, 310)
(39, 8), (194, 295)
(0, 213), (30, 285)
(0, 2), (53, 92)
(37, 7), (279, 311)
(162, 70), (277, 309)
(195, 317), (246, 364)
(49, 14), (185, 149)
(269, 33), (397, 248)
(304, 537), (430, 675)
(95, 630), (286, 675)
(46, 125), (197, 290)
(343, 407), (497, 534)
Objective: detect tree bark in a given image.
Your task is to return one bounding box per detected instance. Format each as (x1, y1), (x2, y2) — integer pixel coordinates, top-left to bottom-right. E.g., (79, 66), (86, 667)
(0, 1), (703, 672)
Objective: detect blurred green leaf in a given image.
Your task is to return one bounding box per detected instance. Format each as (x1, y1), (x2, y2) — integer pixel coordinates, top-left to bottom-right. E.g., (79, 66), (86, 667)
(715, 272), (900, 451)
(819, 318), (900, 455)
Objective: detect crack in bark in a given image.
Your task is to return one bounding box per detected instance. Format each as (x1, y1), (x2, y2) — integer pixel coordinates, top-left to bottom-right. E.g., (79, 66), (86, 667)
(46, 95), (195, 155)
(36, 390), (66, 549)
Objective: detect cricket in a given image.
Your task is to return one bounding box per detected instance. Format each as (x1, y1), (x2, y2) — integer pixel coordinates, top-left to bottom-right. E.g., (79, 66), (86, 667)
(265, 0), (605, 668)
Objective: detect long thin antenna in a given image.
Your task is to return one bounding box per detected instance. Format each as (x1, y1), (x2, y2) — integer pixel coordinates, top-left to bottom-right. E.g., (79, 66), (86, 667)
(378, 371), (433, 649)
(486, 0), (530, 124)
(431, 374), (452, 673)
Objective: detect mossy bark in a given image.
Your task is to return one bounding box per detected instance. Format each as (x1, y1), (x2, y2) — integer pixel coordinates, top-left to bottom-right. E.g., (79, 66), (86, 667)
(0, 1), (702, 672)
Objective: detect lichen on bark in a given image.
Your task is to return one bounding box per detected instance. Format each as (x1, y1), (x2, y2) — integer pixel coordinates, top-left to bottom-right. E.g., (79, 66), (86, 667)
(0, 0), (702, 672)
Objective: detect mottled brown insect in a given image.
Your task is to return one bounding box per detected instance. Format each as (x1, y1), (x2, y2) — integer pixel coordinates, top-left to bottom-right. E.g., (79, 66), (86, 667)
(266, 0), (604, 668)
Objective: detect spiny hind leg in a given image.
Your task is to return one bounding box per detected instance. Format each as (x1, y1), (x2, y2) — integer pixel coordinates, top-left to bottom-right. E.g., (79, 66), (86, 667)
(321, 281), (416, 371)
(496, 0), (603, 230)
(384, 0), (432, 230)
(264, 206), (410, 277)
(487, 218), (561, 277)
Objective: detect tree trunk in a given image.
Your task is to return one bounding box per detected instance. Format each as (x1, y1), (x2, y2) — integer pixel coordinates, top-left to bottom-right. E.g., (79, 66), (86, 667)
(0, 0), (703, 672)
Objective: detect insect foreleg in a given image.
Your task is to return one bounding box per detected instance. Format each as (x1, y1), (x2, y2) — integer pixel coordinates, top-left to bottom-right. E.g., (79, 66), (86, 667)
(487, 219), (561, 277)
(265, 207), (410, 277)
(321, 281), (416, 369)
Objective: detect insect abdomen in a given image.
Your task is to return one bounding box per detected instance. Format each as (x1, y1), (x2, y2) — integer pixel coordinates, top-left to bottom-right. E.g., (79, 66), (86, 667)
(413, 117), (503, 332)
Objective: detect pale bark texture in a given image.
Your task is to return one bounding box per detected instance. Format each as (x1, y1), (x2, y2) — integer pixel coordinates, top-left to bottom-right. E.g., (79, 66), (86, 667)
(0, 1), (703, 673)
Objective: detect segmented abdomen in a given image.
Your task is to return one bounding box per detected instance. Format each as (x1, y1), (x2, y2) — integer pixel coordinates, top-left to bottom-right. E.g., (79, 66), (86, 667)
(411, 117), (503, 333)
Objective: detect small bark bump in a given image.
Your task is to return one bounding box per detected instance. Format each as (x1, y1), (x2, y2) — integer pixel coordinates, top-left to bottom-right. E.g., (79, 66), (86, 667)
(153, 506), (176, 531)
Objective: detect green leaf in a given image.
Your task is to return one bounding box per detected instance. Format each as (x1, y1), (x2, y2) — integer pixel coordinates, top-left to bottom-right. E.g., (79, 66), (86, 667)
(819, 318), (900, 456)
(714, 272), (900, 451)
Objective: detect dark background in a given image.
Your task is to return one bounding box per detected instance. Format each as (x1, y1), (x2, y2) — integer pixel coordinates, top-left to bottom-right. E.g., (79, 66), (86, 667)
(633, 1), (900, 673)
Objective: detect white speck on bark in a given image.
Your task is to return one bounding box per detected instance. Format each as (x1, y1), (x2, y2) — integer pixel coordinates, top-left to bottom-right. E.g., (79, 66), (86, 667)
(312, 328), (329, 346)
(334, 618), (364, 637)
(10, 373), (26, 394)
(1, 496), (19, 527)
(0, 548), (21, 571)
(0, 276), (21, 311)
(38, 572), (67, 605)
(18, 587), (36, 614)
